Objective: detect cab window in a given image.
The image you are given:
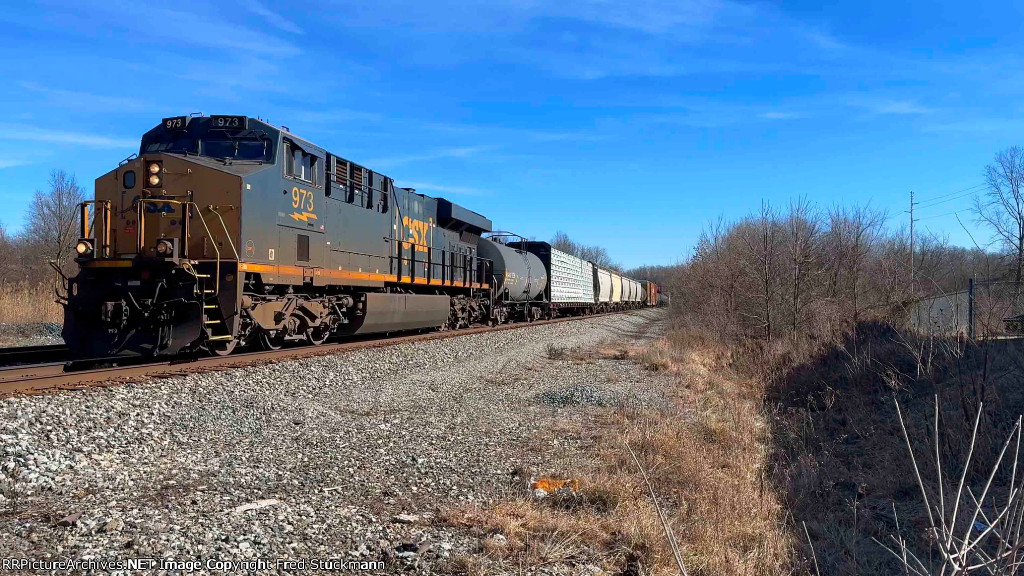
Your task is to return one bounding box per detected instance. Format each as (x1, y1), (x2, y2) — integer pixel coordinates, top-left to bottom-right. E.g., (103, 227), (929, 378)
(284, 140), (320, 186)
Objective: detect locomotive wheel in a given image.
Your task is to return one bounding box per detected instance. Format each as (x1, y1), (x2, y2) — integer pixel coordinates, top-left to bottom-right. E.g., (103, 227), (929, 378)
(258, 330), (285, 351)
(306, 326), (329, 346)
(208, 338), (238, 356)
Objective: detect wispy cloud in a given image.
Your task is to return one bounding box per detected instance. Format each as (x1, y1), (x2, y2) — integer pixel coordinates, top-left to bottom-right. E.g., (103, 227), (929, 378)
(0, 125), (136, 148)
(68, 0), (301, 57)
(921, 118), (1024, 134)
(19, 81), (150, 112)
(323, 0), (847, 80)
(366, 145), (494, 168)
(418, 121), (606, 143)
(554, 0), (756, 36)
(0, 159), (29, 169)
(397, 181), (487, 196)
(241, 0), (303, 34)
(845, 95), (934, 116)
(284, 109), (385, 126)
(799, 28), (848, 53)
(759, 111), (805, 120)
(873, 100), (933, 115)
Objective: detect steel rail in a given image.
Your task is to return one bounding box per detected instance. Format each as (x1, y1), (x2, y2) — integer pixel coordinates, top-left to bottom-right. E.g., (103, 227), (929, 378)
(0, 344), (70, 367)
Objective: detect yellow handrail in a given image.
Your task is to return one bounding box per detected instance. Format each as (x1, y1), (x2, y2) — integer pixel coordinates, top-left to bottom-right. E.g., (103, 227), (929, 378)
(78, 200), (112, 257)
(205, 205), (240, 260)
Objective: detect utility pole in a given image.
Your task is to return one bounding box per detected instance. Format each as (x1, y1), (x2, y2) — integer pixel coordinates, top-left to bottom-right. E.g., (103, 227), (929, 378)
(909, 190), (916, 297)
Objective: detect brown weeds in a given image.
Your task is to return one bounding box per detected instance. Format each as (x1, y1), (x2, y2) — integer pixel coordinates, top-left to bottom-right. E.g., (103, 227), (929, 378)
(0, 283), (61, 324)
(443, 330), (792, 575)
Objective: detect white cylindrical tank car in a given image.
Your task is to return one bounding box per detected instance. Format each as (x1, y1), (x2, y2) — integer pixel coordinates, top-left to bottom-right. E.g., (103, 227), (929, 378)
(610, 273), (622, 303)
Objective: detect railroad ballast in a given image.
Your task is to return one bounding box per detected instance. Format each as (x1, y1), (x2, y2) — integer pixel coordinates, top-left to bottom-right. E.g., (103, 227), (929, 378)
(60, 115), (662, 358)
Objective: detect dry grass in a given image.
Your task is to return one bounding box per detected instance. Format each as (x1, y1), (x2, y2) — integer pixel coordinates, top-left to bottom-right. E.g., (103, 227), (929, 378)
(765, 322), (1024, 574)
(0, 283), (62, 324)
(443, 330), (793, 575)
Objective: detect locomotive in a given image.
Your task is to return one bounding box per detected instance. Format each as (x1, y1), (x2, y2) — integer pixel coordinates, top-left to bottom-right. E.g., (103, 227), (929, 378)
(60, 115), (658, 358)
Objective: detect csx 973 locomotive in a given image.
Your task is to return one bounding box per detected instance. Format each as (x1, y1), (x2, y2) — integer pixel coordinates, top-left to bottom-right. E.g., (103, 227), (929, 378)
(62, 115), (658, 358)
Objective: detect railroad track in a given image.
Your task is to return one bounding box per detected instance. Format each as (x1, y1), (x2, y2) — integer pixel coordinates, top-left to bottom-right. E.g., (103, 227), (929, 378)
(0, 343), (70, 367)
(0, 311), (640, 400)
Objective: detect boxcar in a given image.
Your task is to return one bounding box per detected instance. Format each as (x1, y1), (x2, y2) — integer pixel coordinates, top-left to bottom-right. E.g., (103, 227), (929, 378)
(643, 281), (659, 307)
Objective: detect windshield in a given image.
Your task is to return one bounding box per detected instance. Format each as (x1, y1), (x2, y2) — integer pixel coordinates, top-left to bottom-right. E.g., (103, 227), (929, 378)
(201, 138), (271, 161)
(142, 133), (274, 162)
(144, 135), (198, 155)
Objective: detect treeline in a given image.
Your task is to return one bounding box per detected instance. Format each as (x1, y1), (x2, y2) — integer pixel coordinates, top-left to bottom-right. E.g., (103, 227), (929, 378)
(0, 170), (85, 287)
(672, 199), (1000, 342)
(551, 231), (621, 271)
(668, 146), (1024, 342)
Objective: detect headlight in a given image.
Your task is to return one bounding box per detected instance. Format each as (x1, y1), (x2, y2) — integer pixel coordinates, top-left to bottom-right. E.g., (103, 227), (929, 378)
(75, 239), (94, 256)
(146, 162), (162, 187)
(155, 239), (174, 256)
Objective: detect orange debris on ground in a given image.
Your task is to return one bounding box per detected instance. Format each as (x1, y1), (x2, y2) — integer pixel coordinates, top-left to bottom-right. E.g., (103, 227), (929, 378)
(530, 478), (581, 492)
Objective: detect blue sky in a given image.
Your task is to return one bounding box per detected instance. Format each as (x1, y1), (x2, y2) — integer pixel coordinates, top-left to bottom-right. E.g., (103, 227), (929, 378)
(0, 0), (1020, 268)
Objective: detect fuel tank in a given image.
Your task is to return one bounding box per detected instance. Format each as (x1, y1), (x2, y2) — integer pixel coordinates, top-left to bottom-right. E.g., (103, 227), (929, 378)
(478, 238), (547, 302)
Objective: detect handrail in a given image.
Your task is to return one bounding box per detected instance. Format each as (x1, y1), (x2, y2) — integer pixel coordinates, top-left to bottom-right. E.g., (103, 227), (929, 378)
(390, 239), (490, 289)
(79, 200), (112, 257)
(189, 207), (222, 296)
(205, 205), (240, 260)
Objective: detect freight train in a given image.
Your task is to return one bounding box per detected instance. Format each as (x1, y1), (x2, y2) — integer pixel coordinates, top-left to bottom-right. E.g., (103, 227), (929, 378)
(59, 115), (660, 358)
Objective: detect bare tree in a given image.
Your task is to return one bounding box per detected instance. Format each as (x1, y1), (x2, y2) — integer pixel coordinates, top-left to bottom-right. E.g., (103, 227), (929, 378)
(975, 146), (1024, 306)
(549, 231), (619, 270)
(784, 197), (823, 335)
(740, 202), (781, 342)
(0, 220), (12, 285)
(826, 205), (886, 325)
(25, 170), (85, 268)
(551, 231), (578, 256)
(689, 215), (746, 337)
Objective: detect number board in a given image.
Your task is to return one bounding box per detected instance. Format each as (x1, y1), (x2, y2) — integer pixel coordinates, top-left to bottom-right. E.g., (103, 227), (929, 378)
(209, 115), (247, 130)
(162, 116), (188, 130)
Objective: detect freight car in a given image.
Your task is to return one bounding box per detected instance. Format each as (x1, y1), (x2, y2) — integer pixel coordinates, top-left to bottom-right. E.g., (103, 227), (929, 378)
(59, 114), (659, 359)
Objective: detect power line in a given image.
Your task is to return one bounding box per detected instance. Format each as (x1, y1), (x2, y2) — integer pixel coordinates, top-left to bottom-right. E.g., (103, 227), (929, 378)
(916, 191), (979, 210)
(916, 182), (987, 204)
(918, 208), (969, 221)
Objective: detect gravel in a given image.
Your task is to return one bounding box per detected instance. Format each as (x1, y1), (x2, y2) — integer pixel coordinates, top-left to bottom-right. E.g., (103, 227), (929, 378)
(0, 309), (668, 574)
(0, 323), (63, 347)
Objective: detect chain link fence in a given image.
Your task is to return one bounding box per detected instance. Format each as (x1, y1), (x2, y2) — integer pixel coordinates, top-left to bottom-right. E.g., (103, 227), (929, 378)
(910, 280), (1024, 338)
